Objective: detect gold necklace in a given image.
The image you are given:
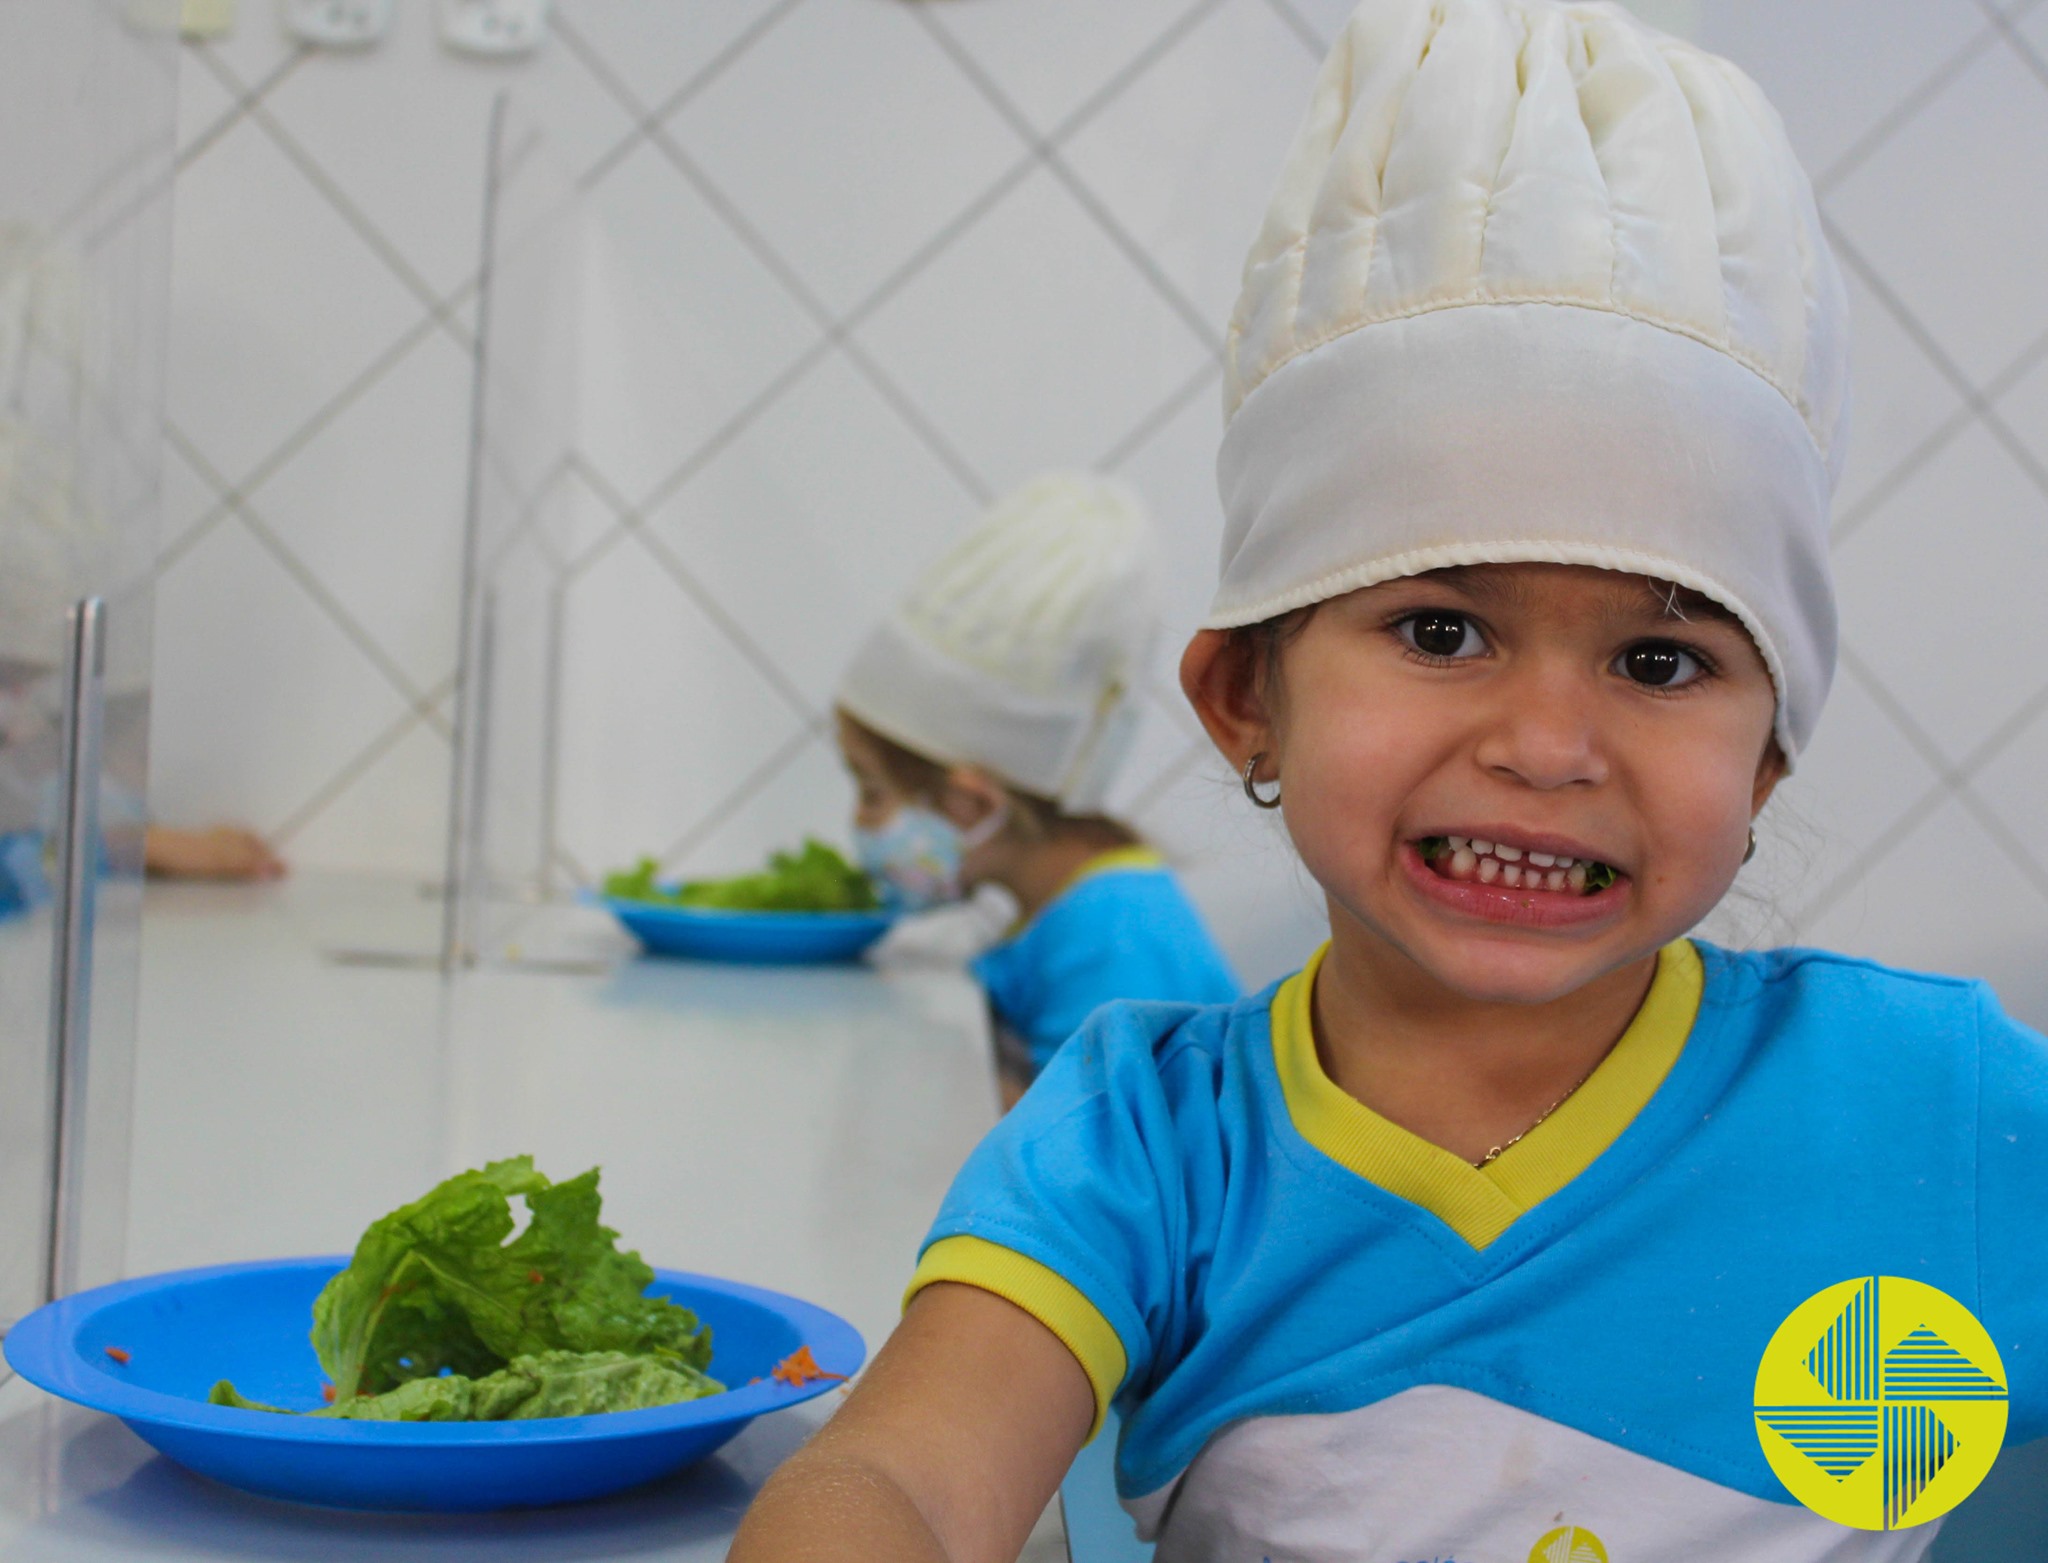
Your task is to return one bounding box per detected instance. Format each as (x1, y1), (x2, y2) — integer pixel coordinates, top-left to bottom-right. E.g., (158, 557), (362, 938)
(1473, 1060), (1601, 1168)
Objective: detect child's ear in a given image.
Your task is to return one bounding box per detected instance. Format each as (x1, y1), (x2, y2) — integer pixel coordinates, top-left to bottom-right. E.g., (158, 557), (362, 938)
(938, 766), (1009, 834)
(1751, 737), (1788, 818)
(1180, 629), (1277, 773)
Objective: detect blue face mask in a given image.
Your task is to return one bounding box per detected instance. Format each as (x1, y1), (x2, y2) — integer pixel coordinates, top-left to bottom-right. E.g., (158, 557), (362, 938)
(853, 802), (1008, 913)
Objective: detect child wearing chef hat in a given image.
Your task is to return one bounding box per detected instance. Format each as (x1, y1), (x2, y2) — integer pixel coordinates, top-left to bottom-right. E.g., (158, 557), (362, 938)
(835, 471), (1237, 1106)
(738, 3), (2048, 1557)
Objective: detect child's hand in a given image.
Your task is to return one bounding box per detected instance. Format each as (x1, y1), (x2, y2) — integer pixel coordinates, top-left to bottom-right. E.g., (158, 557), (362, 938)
(143, 825), (287, 883)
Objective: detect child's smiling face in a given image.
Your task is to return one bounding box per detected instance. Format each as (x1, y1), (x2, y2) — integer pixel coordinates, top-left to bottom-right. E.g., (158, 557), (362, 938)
(1186, 562), (1786, 1005)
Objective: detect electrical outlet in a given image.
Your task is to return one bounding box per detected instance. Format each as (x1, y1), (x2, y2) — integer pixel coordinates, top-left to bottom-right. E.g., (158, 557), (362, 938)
(283, 0), (394, 48)
(439, 0), (549, 58)
(179, 0), (237, 39)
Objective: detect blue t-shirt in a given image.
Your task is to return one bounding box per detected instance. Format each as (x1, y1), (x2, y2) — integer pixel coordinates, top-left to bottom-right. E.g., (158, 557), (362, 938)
(909, 941), (2048, 1560)
(969, 851), (1238, 1076)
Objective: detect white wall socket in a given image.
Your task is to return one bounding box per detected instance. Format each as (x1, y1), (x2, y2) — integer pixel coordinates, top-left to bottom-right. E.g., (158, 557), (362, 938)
(283, 0), (394, 48)
(439, 0), (550, 57)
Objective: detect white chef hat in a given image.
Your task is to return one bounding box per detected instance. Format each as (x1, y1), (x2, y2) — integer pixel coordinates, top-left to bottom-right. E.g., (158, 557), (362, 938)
(838, 472), (1159, 813)
(1211, 0), (1851, 762)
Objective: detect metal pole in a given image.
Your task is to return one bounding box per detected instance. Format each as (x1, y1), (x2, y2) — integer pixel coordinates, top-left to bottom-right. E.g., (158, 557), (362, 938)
(441, 93), (508, 975)
(44, 597), (105, 1305)
(538, 573), (566, 898)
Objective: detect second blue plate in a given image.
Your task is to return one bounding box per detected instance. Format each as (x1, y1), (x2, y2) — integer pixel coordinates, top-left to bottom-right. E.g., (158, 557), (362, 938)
(596, 895), (894, 964)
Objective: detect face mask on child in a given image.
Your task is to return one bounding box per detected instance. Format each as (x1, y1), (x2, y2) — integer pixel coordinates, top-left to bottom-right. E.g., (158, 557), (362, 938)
(855, 802), (1008, 912)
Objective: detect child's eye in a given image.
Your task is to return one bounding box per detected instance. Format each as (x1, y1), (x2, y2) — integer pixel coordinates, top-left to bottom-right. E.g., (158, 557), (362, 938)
(1396, 611), (1486, 660)
(1615, 641), (1708, 689)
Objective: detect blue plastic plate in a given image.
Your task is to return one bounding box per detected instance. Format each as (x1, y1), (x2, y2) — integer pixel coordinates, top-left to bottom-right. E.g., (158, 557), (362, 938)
(2, 1257), (864, 1512)
(594, 893), (894, 965)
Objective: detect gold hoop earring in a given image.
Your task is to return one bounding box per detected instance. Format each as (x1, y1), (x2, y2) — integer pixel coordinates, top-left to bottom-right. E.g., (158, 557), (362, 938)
(1243, 753), (1282, 810)
(1743, 828), (1758, 864)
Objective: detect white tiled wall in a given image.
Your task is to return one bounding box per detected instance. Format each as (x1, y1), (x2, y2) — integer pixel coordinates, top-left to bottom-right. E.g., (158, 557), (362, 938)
(150, 0), (2048, 1009)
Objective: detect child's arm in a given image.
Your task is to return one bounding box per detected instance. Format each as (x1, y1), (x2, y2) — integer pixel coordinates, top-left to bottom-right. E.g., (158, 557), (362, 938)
(731, 1281), (1096, 1563)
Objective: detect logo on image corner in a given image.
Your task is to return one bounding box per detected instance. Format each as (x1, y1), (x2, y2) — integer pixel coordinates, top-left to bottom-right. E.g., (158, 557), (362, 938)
(1754, 1276), (2008, 1529)
(1527, 1525), (1607, 1562)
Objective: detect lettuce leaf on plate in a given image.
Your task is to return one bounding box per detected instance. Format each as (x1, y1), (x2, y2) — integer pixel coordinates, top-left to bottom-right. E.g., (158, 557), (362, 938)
(287, 1156), (711, 1404)
(603, 840), (878, 913)
(211, 1349), (722, 1422)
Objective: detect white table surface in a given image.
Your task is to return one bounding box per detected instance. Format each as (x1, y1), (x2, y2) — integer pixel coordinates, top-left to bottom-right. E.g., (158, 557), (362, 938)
(0, 873), (1000, 1559)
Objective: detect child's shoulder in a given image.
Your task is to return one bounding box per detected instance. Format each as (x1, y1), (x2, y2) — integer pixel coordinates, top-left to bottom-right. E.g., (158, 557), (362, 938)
(1696, 938), (2041, 1060)
(1702, 939), (1991, 1006)
(1024, 984), (1279, 1113)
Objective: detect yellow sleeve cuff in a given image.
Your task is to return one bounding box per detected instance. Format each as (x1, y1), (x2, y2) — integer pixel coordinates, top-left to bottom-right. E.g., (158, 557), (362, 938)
(905, 1234), (1127, 1442)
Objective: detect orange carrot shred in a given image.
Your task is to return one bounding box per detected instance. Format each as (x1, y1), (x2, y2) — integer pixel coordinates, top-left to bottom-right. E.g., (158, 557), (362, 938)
(103, 1346), (131, 1365)
(771, 1345), (847, 1388)
(322, 1384), (336, 1404)
(528, 1271), (544, 1284)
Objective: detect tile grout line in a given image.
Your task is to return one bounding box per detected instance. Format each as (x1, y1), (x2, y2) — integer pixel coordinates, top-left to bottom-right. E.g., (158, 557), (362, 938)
(160, 426), (444, 723)
(72, 43), (310, 259)
(621, 0), (1236, 534)
(562, 0), (813, 194)
(227, 499), (438, 711)
(177, 42), (311, 172)
(268, 692), (448, 849)
(1823, 221), (2048, 515)
(911, 0), (1229, 357)
(195, 47), (463, 337)
(1976, 0), (2048, 91)
(641, 121), (999, 506)
(618, 524), (823, 726)
(173, 284), (477, 557)
(1830, 322), (2048, 549)
(1813, 22), (2003, 199)
(654, 724), (826, 872)
(1793, 647), (2048, 926)
(1260, 0), (1332, 58)
(559, 0), (807, 192)
(592, 334), (842, 553)
(1101, 358), (1224, 472)
(555, 456), (827, 735)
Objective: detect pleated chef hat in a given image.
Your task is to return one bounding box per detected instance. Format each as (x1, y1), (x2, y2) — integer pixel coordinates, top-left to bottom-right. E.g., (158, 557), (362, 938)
(1211, 0), (1851, 762)
(838, 473), (1159, 812)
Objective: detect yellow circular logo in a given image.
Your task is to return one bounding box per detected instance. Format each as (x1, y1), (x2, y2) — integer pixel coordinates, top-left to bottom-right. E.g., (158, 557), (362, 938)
(1528, 1526), (1608, 1563)
(1755, 1276), (2008, 1529)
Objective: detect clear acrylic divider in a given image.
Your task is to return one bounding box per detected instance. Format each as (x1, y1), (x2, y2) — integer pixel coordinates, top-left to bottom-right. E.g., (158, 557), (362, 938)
(0, 1), (177, 1354)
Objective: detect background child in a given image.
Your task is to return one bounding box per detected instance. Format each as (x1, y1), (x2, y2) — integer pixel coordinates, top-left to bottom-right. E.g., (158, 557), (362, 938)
(736, 3), (2048, 1559)
(837, 471), (1238, 1107)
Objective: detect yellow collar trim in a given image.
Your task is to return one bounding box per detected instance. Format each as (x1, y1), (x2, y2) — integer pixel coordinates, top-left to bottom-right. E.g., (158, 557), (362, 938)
(1271, 939), (1702, 1250)
(1002, 847), (1169, 941)
(1071, 845), (1166, 884)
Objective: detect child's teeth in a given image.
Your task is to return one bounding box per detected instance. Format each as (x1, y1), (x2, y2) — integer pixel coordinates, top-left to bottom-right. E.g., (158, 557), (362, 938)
(1439, 836), (1607, 891)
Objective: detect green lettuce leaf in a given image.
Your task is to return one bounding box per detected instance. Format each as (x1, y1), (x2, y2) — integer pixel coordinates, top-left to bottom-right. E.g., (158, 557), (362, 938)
(211, 1350), (723, 1422)
(306, 1157), (710, 1401)
(605, 840), (878, 913)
